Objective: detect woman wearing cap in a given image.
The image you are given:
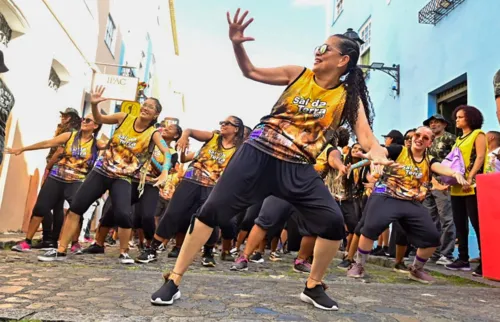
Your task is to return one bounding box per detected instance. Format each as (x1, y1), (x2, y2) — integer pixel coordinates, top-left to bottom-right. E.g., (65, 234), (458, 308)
(37, 86), (172, 263)
(7, 114), (104, 252)
(444, 105), (487, 277)
(150, 9), (387, 311)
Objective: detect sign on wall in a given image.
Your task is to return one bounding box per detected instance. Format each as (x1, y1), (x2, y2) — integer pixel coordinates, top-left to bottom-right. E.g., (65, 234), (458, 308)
(93, 73), (139, 101)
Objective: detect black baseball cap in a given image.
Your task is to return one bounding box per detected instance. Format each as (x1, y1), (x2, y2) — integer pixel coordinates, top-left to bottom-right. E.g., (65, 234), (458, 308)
(60, 108), (80, 116)
(423, 114), (450, 127)
(382, 130), (404, 145)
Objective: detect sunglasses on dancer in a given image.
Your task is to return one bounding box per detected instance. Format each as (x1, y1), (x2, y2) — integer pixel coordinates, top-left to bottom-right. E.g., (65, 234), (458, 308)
(82, 118), (95, 124)
(219, 121), (237, 127)
(314, 44), (343, 56)
(413, 133), (431, 142)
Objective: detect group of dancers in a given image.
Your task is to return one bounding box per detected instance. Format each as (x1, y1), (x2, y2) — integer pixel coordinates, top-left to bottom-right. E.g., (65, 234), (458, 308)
(6, 8), (491, 312)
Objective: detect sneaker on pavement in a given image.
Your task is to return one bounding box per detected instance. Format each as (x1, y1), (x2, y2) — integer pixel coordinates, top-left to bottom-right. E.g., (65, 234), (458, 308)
(70, 243), (83, 255)
(119, 253), (135, 265)
(445, 259), (471, 271)
(229, 247), (239, 255)
(294, 258), (311, 273)
(249, 252), (264, 263)
(11, 241), (31, 252)
(38, 249), (67, 262)
(83, 237), (94, 243)
(408, 265), (434, 284)
(370, 246), (381, 255)
(202, 253), (216, 267)
(31, 240), (56, 251)
(82, 243), (105, 254)
(394, 262), (409, 274)
(436, 256), (453, 266)
(269, 252), (282, 262)
(230, 256), (249, 271)
(347, 262), (365, 278)
(136, 247), (158, 264)
(300, 283), (338, 311)
(168, 246), (180, 258)
(105, 236), (117, 246)
(472, 264), (483, 277)
(157, 244), (166, 253)
(337, 258), (354, 271)
(371, 246), (389, 257)
(151, 279), (181, 305)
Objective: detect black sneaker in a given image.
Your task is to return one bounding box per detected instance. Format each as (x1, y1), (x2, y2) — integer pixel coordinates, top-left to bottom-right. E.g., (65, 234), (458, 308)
(105, 236), (117, 246)
(445, 259), (471, 271)
(300, 283), (338, 311)
(168, 246), (180, 258)
(37, 249), (67, 262)
(472, 264), (483, 277)
(371, 246), (389, 257)
(32, 240), (57, 250)
(119, 253), (135, 265)
(82, 243), (105, 254)
(202, 253), (216, 267)
(136, 247), (158, 264)
(370, 246), (382, 255)
(394, 262), (409, 274)
(230, 256), (249, 271)
(337, 258), (354, 271)
(249, 252), (264, 263)
(151, 280), (181, 305)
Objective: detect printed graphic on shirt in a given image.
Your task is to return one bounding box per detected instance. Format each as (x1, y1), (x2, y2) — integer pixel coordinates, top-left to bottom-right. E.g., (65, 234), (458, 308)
(314, 144), (334, 178)
(95, 114), (156, 180)
(374, 146), (433, 201)
(247, 68), (346, 164)
(183, 134), (236, 187)
(50, 131), (95, 182)
(485, 147), (500, 173)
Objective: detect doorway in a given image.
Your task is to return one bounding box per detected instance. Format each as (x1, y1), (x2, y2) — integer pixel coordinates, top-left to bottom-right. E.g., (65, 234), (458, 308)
(436, 80), (467, 136)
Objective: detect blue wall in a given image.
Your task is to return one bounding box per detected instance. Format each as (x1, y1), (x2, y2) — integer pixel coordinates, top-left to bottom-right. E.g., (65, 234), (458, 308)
(330, 0), (500, 138)
(330, 0), (499, 258)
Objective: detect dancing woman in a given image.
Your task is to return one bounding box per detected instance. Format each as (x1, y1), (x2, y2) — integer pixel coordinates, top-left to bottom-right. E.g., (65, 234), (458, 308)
(38, 87), (172, 263)
(8, 114), (103, 251)
(150, 9), (387, 311)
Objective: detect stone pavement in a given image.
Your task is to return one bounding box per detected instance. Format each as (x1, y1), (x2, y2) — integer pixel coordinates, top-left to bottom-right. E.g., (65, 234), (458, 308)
(1, 244), (499, 322)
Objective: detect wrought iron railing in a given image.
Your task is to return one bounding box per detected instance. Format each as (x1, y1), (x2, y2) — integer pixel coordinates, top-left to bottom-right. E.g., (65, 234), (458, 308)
(418, 0), (466, 25)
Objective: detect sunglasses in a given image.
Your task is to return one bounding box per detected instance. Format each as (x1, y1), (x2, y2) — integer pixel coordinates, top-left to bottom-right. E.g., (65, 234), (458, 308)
(314, 44), (343, 56)
(82, 118), (95, 124)
(414, 133), (431, 141)
(219, 121), (237, 127)
(404, 136), (413, 141)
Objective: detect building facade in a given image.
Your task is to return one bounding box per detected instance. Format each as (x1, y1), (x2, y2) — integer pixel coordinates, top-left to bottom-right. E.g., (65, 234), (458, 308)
(328, 0), (499, 136)
(327, 0), (498, 257)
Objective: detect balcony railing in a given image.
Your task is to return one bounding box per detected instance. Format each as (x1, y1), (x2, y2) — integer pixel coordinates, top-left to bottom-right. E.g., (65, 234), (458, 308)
(418, 0), (466, 25)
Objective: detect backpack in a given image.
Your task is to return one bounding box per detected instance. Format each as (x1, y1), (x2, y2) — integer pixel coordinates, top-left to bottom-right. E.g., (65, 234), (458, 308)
(440, 145), (466, 185)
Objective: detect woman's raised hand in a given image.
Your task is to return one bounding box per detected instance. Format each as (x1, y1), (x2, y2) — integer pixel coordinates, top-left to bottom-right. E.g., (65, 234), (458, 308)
(227, 8), (255, 45)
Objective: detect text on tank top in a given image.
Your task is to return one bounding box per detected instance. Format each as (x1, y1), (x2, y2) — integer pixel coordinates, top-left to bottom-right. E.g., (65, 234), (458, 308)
(183, 133), (236, 187)
(247, 68), (347, 164)
(50, 131), (95, 182)
(95, 114), (157, 180)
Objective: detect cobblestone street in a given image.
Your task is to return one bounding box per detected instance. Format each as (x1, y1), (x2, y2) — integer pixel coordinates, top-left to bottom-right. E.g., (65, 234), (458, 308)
(0, 244), (499, 321)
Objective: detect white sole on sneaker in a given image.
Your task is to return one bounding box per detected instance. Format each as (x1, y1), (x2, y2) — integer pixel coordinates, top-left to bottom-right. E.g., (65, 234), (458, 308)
(151, 291), (181, 305)
(230, 266), (248, 271)
(37, 256), (65, 262)
(408, 273), (433, 284)
(300, 292), (338, 311)
(250, 259), (264, 264)
(293, 267), (310, 274)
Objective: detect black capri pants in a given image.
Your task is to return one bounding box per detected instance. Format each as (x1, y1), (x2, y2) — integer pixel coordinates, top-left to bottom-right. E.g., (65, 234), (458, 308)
(132, 184), (159, 240)
(360, 194), (440, 249)
(155, 198), (170, 218)
(239, 201), (264, 232)
(155, 180), (212, 240)
(70, 170), (132, 229)
(32, 177), (81, 219)
(194, 143), (345, 241)
(339, 198), (362, 234)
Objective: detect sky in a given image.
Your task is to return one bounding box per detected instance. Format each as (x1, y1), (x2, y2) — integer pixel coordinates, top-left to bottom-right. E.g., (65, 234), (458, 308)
(173, 0), (328, 140)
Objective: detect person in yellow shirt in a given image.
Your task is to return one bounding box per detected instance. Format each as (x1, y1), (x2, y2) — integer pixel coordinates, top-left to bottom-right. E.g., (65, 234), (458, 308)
(444, 105), (487, 277)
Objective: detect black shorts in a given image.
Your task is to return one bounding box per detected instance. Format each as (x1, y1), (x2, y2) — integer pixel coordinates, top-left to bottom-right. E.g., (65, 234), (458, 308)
(155, 198), (170, 218)
(155, 180), (212, 240)
(239, 201), (263, 232)
(360, 194), (440, 249)
(340, 199), (362, 234)
(195, 143), (344, 240)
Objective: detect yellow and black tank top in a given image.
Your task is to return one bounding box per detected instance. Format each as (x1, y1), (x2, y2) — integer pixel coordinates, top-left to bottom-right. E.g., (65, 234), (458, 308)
(49, 131), (95, 182)
(374, 146), (436, 201)
(451, 129), (487, 197)
(247, 68), (346, 164)
(184, 134), (237, 187)
(95, 114), (157, 181)
(159, 148), (182, 200)
(314, 144), (335, 179)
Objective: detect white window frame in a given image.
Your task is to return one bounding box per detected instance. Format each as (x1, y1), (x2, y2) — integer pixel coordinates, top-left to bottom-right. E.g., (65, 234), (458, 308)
(335, 0), (344, 20)
(359, 19), (371, 55)
(104, 14), (116, 52)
